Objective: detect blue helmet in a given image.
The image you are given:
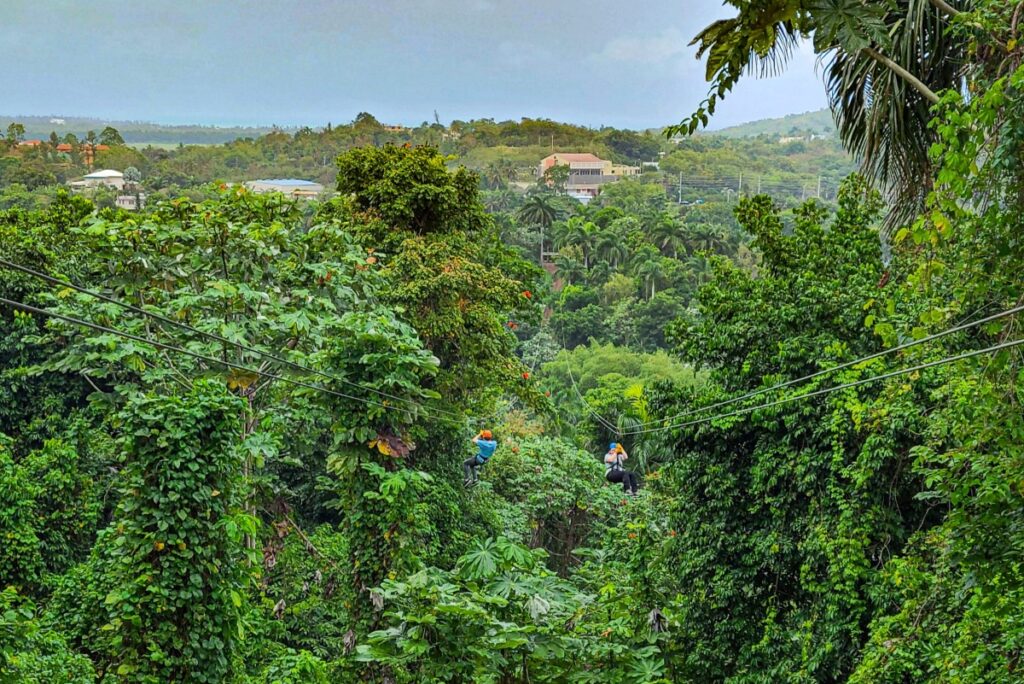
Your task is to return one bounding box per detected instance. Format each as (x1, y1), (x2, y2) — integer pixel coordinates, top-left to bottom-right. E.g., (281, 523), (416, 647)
(609, 442), (617, 450)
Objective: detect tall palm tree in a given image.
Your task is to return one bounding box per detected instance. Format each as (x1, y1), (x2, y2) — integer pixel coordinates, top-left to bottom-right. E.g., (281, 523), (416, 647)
(679, 0), (972, 230)
(650, 212), (686, 258)
(553, 217), (598, 268)
(628, 244), (661, 273)
(518, 192), (562, 227)
(518, 193), (565, 263)
(634, 259), (665, 300)
(596, 229), (629, 268)
(685, 254), (713, 288)
(588, 260), (614, 286)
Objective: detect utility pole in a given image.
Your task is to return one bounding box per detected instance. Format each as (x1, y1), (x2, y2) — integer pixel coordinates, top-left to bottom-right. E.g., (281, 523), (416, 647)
(757, 176), (761, 194)
(738, 172), (743, 196)
(817, 175), (822, 199)
(678, 171), (683, 204)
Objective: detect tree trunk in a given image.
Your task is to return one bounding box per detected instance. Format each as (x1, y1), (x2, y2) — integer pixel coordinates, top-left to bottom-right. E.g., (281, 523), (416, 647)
(862, 46), (941, 105)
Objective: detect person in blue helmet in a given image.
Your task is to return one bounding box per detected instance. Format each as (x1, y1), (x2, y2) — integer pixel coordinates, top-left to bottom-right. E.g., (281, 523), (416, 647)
(464, 429), (497, 486)
(604, 442), (639, 495)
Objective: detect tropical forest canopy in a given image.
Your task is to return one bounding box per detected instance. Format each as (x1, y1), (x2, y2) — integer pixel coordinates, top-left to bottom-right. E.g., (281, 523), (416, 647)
(2, 0), (1023, 682)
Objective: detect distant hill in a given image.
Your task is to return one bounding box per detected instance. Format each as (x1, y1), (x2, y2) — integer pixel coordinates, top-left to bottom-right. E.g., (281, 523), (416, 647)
(5, 111), (839, 147)
(1, 115), (288, 146)
(707, 109), (836, 139)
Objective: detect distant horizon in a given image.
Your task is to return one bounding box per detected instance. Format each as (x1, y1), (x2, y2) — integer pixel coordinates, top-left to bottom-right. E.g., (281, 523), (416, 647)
(6, 1), (828, 131)
(1, 107), (834, 134)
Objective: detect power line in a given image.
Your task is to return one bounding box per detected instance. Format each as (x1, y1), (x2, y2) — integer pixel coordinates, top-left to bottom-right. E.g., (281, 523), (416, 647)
(622, 336), (1024, 436)
(0, 295), (448, 421)
(628, 301), (1024, 429)
(0, 257), (465, 420)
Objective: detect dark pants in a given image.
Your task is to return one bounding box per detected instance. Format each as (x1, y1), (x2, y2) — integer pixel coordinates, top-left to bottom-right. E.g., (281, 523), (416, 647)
(464, 456), (483, 481)
(606, 468), (639, 493)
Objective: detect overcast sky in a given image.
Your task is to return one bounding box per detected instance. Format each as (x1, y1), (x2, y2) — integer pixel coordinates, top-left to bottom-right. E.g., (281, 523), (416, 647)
(4, 0), (827, 130)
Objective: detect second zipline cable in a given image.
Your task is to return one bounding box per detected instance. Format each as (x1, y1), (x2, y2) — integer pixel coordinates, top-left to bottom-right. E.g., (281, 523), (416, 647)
(622, 336), (1024, 436)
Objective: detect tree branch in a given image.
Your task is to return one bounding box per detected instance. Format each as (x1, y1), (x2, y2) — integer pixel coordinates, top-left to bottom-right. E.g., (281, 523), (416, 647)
(929, 0), (961, 17)
(862, 46), (941, 105)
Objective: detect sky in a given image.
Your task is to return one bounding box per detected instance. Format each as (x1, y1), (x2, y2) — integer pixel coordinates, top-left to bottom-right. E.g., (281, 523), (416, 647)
(3, 0), (828, 130)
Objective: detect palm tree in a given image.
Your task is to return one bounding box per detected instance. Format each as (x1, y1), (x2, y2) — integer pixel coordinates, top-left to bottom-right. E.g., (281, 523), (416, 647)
(553, 217), (599, 268)
(518, 193), (565, 264)
(596, 229), (629, 268)
(650, 212), (686, 258)
(497, 158), (517, 186)
(684, 223), (730, 255)
(554, 253), (586, 286)
(483, 189), (518, 213)
(482, 162), (506, 190)
(634, 259), (665, 300)
(680, 0), (971, 230)
(588, 260), (614, 286)
(518, 192), (561, 227)
(628, 244), (660, 273)
(685, 254), (713, 288)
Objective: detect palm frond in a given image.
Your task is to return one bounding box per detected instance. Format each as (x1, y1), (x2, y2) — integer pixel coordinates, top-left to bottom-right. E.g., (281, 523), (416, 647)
(823, 0), (968, 243)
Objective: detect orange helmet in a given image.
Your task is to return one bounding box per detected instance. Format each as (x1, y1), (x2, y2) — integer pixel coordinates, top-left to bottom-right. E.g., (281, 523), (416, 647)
(481, 430), (493, 439)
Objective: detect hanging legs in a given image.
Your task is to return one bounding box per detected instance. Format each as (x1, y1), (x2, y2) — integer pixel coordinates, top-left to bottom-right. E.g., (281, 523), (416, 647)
(463, 456), (481, 487)
(606, 469), (639, 495)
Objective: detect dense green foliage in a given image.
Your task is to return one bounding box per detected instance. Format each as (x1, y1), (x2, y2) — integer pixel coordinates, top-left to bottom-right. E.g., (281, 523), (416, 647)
(2, 3), (1024, 680)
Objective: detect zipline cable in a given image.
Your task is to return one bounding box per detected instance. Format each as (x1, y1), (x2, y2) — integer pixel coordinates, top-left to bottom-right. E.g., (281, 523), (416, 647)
(0, 257), (466, 420)
(621, 336), (1024, 436)
(628, 301), (1024, 429)
(0, 295), (451, 420)
(560, 337), (620, 434)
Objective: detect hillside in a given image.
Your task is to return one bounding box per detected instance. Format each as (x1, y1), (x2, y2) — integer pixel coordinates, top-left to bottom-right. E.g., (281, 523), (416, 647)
(708, 108), (836, 138)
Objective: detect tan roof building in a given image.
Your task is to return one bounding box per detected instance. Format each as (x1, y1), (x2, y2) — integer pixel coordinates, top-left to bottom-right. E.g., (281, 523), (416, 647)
(538, 153), (640, 198)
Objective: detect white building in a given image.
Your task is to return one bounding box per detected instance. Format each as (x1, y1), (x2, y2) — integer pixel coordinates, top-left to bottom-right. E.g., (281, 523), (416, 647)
(243, 178), (325, 198)
(69, 169), (125, 191)
(116, 194), (147, 211)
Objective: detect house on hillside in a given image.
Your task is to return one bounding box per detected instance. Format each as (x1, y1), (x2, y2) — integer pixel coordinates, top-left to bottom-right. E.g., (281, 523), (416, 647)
(116, 193), (147, 211)
(55, 143), (110, 166)
(68, 169), (125, 190)
(537, 153), (640, 198)
(243, 178), (324, 198)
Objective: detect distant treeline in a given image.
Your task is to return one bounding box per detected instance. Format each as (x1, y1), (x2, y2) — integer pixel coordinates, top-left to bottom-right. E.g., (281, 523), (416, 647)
(2, 116), (285, 146)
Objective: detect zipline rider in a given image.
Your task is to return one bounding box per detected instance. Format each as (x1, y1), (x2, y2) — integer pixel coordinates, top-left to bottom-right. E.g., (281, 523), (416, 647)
(464, 429), (497, 486)
(605, 442), (639, 496)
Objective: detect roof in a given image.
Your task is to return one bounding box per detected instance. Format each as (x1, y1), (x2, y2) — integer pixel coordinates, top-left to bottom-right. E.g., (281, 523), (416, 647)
(544, 153), (605, 163)
(250, 178), (320, 186)
(83, 169), (124, 179)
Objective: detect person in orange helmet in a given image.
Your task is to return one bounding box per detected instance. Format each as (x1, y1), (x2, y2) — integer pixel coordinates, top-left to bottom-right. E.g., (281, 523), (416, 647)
(464, 429), (497, 486)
